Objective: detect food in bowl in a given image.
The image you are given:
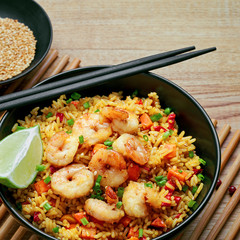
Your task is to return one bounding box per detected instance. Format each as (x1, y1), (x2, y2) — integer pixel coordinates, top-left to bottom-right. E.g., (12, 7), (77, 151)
(0, 17), (36, 81)
(5, 90), (207, 239)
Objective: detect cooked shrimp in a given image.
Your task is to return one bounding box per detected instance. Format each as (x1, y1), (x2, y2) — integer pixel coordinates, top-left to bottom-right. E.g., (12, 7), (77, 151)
(88, 148), (128, 187)
(51, 164), (94, 199)
(112, 133), (149, 165)
(101, 106), (139, 134)
(122, 181), (148, 218)
(46, 131), (79, 167)
(84, 199), (124, 223)
(73, 113), (112, 148)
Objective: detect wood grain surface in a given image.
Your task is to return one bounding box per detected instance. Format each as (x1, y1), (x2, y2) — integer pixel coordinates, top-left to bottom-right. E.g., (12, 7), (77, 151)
(1, 0), (240, 239)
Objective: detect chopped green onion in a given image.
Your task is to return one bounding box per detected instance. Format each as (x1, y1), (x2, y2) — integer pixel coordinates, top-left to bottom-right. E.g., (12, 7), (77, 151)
(79, 135), (84, 144)
(143, 135), (149, 141)
(131, 89), (138, 98)
(199, 158), (206, 165)
(83, 101), (90, 109)
(46, 112), (53, 118)
(91, 194), (104, 200)
(188, 200), (196, 208)
(104, 140), (113, 146)
(16, 126), (26, 131)
(178, 170), (183, 173)
(197, 174), (205, 181)
(144, 183), (153, 188)
(162, 130), (173, 140)
(192, 186), (198, 194)
(16, 202), (22, 210)
(164, 108), (172, 115)
(67, 119), (74, 126)
(66, 130), (72, 134)
(116, 201), (123, 209)
(155, 175), (167, 182)
(52, 226), (59, 233)
(139, 228), (143, 238)
(94, 109), (100, 113)
(66, 98), (72, 104)
(192, 202), (199, 211)
(81, 217), (89, 226)
(189, 151), (194, 158)
(156, 179), (167, 187)
(43, 202), (52, 211)
(71, 92), (81, 100)
(150, 113), (162, 122)
(117, 187), (124, 198)
(107, 146), (113, 150)
(36, 164), (46, 172)
(182, 185), (188, 192)
(44, 176), (51, 184)
(96, 175), (102, 183)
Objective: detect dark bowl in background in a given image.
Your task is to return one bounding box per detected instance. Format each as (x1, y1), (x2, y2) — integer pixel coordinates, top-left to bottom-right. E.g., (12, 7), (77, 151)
(0, 0), (52, 86)
(0, 66), (221, 239)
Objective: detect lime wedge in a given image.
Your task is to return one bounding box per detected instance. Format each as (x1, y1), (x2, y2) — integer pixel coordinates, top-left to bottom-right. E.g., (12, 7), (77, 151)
(0, 125), (43, 188)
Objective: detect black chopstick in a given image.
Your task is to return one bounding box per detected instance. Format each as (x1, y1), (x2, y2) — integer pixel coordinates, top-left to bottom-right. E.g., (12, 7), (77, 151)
(0, 47), (216, 111)
(0, 46), (195, 104)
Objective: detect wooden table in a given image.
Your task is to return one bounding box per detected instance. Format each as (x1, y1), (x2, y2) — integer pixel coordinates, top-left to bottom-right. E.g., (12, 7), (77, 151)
(1, 0), (240, 239)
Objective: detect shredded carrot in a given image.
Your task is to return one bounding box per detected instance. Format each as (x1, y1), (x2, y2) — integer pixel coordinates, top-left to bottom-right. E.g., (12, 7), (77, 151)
(167, 168), (187, 182)
(151, 217), (167, 228)
(81, 227), (97, 239)
(34, 180), (51, 195)
(164, 144), (177, 159)
(140, 113), (153, 129)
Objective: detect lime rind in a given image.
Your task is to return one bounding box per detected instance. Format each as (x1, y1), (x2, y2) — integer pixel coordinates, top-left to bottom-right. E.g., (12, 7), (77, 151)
(0, 125), (43, 188)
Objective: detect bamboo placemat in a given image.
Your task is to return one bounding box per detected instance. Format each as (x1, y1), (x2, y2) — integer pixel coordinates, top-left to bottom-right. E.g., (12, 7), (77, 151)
(0, 51), (239, 240)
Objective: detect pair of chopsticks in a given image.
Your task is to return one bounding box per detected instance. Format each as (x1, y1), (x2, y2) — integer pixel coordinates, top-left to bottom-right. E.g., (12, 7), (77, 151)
(0, 46), (216, 111)
(175, 125), (240, 240)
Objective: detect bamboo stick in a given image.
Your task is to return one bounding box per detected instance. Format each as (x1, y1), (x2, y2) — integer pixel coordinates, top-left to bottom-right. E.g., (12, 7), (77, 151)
(10, 226), (27, 240)
(224, 210), (240, 240)
(206, 185), (240, 240)
(220, 130), (240, 172)
(22, 49), (58, 90)
(189, 153), (240, 240)
(0, 215), (16, 239)
(47, 55), (70, 77)
(218, 124), (231, 146)
(211, 119), (218, 127)
(64, 57), (81, 71)
(28, 235), (38, 240)
(0, 204), (7, 220)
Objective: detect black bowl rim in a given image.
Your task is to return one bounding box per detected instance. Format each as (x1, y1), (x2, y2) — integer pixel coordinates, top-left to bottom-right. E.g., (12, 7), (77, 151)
(0, 66), (221, 239)
(0, 0), (53, 86)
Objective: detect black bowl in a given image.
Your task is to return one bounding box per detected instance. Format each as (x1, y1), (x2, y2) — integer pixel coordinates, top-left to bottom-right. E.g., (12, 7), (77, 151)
(0, 66), (221, 239)
(0, 0), (52, 85)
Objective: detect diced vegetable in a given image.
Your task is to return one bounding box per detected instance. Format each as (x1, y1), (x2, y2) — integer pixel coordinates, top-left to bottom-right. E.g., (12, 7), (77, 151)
(36, 164), (46, 172)
(182, 185), (188, 192)
(151, 217), (167, 228)
(44, 176), (51, 184)
(188, 151), (194, 158)
(66, 98), (72, 104)
(46, 112), (53, 118)
(144, 183), (153, 188)
(52, 226), (59, 233)
(94, 109), (100, 113)
(120, 216), (132, 227)
(150, 113), (162, 122)
(175, 213), (181, 219)
(81, 227), (97, 239)
(71, 101), (79, 107)
(104, 140), (113, 146)
(164, 144), (177, 159)
(167, 168), (187, 182)
(199, 158), (206, 165)
(197, 174), (205, 181)
(153, 125), (167, 132)
(83, 101), (90, 109)
(136, 99), (143, 105)
(34, 180), (51, 195)
(131, 89), (138, 98)
(71, 92), (81, 100)
(74, 212), (88, 225)
(67, 224), (77, 229)
(143, 135), (149, 141)
(33, 211), (41, 222)
(162, 129), (174, 140)
(140, 113), (153, 130)
(164, 107), (171, 115)
(56, 112), (64, 122)
(188, 200), (196, 208)
(127, 227), (139, 238)
(43, 202), (52, 211)
(192, 186), (198, 194)
(67, 119), (74, 126)
(117, 187), (124, 198)
(60, 214), (77, 224)
(81, 217), (89, 226)
(128, 163), (141, 181)
(116, 201), (123, 209)
(79, 135), (84, 144)
(167, 113), (176, 130)
(174, 196), (181, 205)
(139, 228), (143, 238)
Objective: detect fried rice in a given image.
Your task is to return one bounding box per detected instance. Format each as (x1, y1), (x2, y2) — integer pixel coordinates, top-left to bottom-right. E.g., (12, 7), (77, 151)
(10, 91), (205, 240)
